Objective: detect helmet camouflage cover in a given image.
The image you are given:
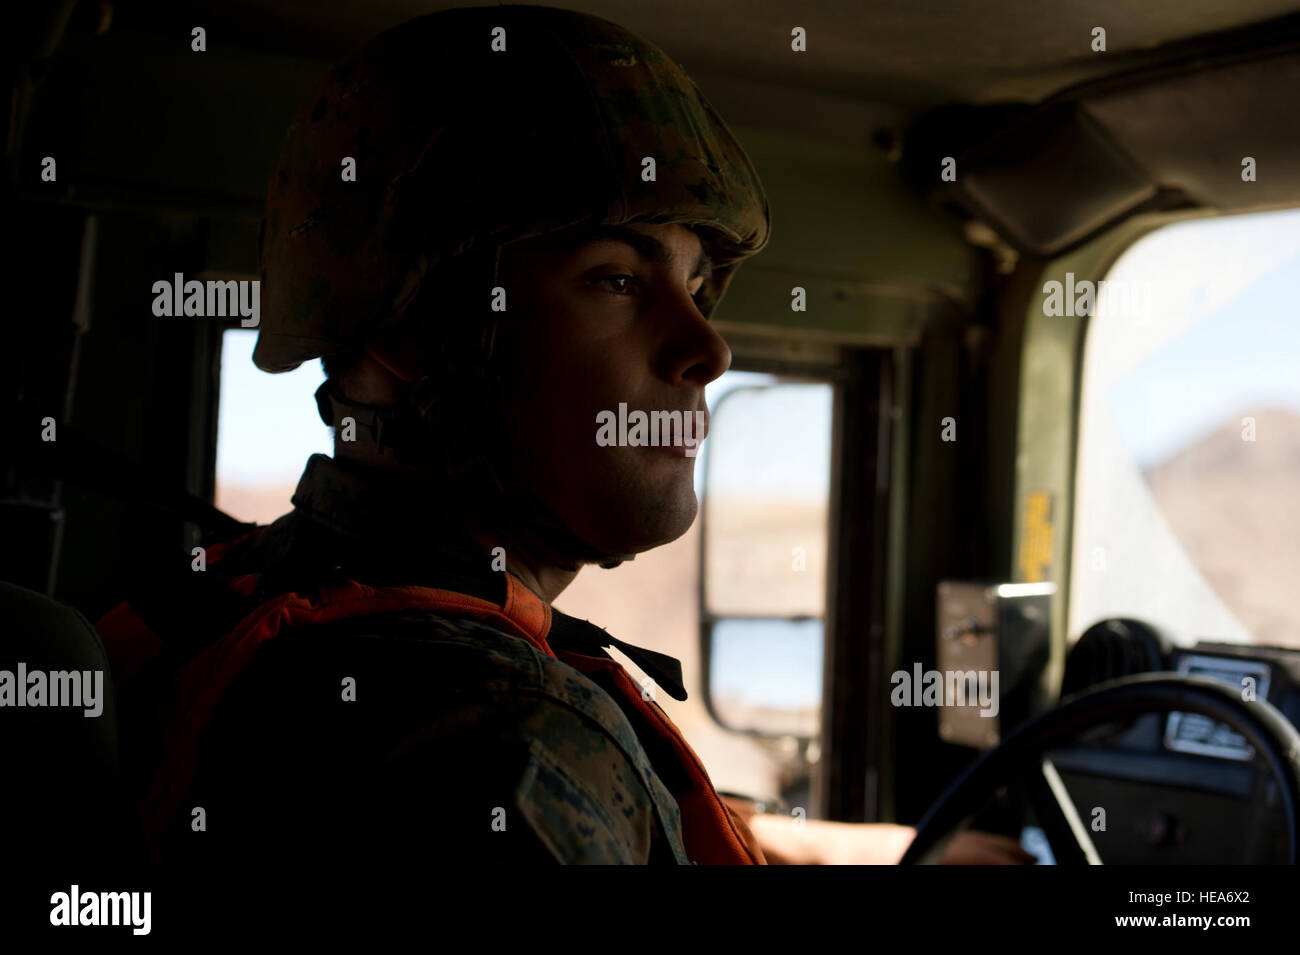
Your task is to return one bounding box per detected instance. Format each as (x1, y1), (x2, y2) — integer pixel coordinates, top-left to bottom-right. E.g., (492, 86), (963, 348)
(256, 3), (771, 372)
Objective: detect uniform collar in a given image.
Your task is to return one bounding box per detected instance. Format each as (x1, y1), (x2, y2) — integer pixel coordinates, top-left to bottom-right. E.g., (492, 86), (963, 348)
(286, 454), (688, 701)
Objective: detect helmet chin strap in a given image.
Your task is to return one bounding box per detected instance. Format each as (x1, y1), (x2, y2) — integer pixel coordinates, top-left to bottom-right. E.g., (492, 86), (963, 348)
(313, 379), (635, 572)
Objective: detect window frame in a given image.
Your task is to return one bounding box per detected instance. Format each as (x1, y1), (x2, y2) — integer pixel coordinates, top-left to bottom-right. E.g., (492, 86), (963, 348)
(696, 345), (896, 823)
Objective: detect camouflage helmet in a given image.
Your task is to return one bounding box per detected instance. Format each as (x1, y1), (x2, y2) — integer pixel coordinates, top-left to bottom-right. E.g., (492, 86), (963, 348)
(255, 4), (771, 373)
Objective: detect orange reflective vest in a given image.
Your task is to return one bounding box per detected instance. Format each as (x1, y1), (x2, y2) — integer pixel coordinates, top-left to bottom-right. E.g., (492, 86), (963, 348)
(98, 538), (766, 865)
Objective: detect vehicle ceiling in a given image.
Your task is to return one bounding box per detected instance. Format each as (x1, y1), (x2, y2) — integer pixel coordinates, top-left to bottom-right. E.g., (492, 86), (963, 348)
(102, 0), (1300, 108)
(17, 1), (1300, 346)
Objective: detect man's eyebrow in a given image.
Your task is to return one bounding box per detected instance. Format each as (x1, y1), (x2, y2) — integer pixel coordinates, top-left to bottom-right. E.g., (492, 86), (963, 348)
(563, 224), (714, 281)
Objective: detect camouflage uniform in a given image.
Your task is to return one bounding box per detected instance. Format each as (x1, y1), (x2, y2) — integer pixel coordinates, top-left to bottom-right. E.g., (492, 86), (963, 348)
(121, 6), (772, 866)
(130, 454), (703, 864)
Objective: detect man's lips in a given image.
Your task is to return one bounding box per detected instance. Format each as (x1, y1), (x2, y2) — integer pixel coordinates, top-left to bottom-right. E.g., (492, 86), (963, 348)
(596, 403), (709, 455)
(661, 412), (707, 456)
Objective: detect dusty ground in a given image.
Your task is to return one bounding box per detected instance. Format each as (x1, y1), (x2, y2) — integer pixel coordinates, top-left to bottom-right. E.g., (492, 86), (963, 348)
(1144, 408), (1300, 649)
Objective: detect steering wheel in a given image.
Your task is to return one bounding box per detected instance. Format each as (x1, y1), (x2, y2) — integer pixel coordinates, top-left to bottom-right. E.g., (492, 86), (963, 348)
(899, 673), (1300, 864)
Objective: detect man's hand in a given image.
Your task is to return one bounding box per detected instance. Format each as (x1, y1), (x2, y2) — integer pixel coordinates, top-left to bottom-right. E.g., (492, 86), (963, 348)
(929, 828), (1037, 865)
(728, 798), (1035, 865)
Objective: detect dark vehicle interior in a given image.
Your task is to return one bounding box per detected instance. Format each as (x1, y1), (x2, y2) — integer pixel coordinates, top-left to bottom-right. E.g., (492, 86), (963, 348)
(6, 0), (1300, 892)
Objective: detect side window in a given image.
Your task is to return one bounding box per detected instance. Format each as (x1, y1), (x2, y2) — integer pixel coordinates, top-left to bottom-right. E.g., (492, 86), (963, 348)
(702, 376), (832, 811)
(1070, 209), (1300, 649)
(215, 329), (330, 524)
(555, 370), (834, 814)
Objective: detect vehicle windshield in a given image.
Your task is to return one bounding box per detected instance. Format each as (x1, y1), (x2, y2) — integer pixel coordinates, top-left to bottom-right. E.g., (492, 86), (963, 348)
(1070, 208), (1300, 649)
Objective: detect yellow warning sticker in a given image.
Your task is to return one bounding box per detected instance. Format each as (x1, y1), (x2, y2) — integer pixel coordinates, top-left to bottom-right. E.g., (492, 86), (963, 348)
(1019, 491), (1054, 583)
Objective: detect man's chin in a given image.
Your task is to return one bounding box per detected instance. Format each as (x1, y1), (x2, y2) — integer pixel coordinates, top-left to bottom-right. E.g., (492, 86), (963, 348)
(577, 495), (698, 558)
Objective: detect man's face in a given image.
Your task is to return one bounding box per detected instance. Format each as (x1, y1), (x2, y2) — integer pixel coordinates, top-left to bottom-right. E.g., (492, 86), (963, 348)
(495, 221), (732, 557)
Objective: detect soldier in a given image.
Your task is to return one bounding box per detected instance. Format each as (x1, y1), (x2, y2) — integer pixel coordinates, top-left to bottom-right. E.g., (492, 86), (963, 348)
(99, 5), (1029, 867)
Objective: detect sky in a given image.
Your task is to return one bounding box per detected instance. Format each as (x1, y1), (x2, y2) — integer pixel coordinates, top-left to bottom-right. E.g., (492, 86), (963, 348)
(1096, 210), (1300, 469)
(710, 617), (824, 711)
(216, 331), (330, 488)
(698, 372), (832, 499)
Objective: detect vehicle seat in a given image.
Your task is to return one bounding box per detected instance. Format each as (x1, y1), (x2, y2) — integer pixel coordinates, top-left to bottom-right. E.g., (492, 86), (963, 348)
(0, 580), (143, 867)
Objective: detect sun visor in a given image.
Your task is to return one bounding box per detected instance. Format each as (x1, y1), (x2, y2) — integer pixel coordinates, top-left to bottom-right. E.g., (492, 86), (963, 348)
(957, 104), (1157, 256)
(1084, 51), (1300, 213)
(912, 40), (1300, 258)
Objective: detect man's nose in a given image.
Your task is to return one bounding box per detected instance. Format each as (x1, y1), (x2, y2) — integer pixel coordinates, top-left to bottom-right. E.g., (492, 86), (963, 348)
(656, 286), (732, 387)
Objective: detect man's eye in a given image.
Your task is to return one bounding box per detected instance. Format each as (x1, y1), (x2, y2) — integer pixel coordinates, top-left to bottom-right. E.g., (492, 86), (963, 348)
(591, 274), (709, 310)
(594, 274), (639, 295)
(691, 284), (713, 315)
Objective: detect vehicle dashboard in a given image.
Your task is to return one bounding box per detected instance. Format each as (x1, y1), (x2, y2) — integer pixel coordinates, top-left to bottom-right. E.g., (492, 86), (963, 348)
(1032, 636), (1300, 864)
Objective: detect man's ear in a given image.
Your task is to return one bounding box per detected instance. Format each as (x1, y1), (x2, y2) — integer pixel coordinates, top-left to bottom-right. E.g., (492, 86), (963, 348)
(366, 247), (502, 382)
